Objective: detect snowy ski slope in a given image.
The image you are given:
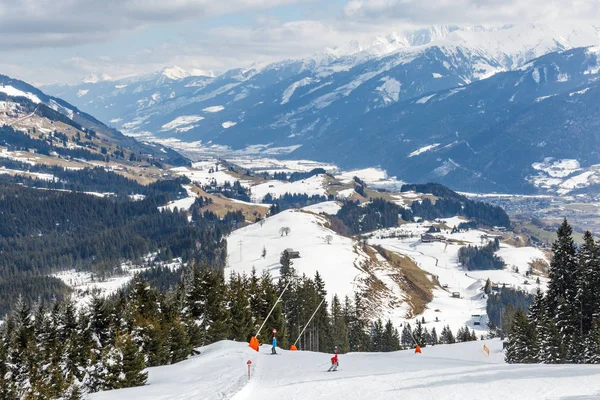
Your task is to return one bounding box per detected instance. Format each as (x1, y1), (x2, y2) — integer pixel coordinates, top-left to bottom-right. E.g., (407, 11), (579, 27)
(89, 339), (600, 400)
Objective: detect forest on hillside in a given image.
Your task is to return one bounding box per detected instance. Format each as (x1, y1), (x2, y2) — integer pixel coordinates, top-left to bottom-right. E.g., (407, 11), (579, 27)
(0, 180), (242, 316)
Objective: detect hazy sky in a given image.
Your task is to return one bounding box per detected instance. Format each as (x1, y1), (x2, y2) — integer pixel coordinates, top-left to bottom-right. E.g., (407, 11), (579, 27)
(0, 0), (598, 85)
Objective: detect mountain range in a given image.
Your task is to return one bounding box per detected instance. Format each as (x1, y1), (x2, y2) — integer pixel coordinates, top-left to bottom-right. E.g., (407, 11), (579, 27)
(40, 24), (600, 193)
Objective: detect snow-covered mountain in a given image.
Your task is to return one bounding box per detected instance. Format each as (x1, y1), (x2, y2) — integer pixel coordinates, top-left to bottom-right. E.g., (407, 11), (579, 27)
(0, 73), (189, 165)
(43, 24), (600, 193)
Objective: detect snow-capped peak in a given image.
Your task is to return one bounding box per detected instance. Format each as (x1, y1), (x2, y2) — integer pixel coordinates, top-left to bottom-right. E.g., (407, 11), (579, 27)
(82, 73), (112, 84)
(160, 66), (215, 80)
(161, 66), (189, 80)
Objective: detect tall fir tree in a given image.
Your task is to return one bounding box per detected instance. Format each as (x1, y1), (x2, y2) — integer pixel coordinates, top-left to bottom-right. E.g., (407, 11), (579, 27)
(330, 295), (350, 353)
(227, 273), (253, 342)
(547, 219), (578, 314)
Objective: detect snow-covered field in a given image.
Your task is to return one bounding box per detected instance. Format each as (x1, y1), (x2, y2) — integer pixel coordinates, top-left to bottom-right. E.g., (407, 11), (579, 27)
(229, 158), (337, 174)
(301, 201), (341, 215)
(369, 219), (548, 334)
(89, 339), (600, 400)
(250, 175), (327, 201)
(226, 206), (549, 335)
(171, 162), (248, 187)
(159, 185), (198, 212)
(335, 167), (405, 190)
(53, 256), (183, 309)
(226, 209), (367, 300)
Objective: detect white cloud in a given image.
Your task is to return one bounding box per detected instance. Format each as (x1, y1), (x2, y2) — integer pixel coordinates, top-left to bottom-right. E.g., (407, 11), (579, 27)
(343, 0), (600, 25)
(0, 0), (314, 49)
(1, 0), (600, 85)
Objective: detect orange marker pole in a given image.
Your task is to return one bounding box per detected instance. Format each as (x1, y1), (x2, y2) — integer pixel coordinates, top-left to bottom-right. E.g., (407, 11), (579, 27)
(247, 360), (252, 379)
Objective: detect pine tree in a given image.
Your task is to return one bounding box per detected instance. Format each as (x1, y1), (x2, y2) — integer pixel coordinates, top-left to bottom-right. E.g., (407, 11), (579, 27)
(199, 268), (230, 344)
(577, 231), (599, 334)
(280, 250), (294, 277)
(381, 320), (400, 352)
(547, 219), (578, 315)
(429, 327), (438, 346)
(348, 293), (371, 352)
(583, 324), (600, 364)
(413, 320), (426, 347)
(440, 325), (455, 344)
(371, 319), (384, 351)
(539, 320), (566, 364)
(121, 335), (147, 388)
(89, 294), (111, 347)
(330, 295), (349, 353)
(484, 278), (492, 295)
(227, 273), (253, 342)
(313, 272), (330, 352)
(506, 309), (533, 363)
(169, 319), (192, 364)
(400, 323), (413, 347)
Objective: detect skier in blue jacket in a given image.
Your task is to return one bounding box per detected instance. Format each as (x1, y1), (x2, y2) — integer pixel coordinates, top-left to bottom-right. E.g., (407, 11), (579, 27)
(271, 336), (277, 354)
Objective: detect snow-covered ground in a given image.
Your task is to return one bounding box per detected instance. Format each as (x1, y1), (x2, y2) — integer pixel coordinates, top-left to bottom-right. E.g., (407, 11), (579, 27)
(53, 255), (183, 309)
(226, 209), (367, 300)
(226, 206), (549, 334)
(250, 175), (327, 201)
(301, 201), (341, 215)
(335, 167), (405, 190)
(159, 185), (198, 212)
(228, 158), (337, 174)
(369, 219), (548, 334)
(171, 161), (248, 187)
(89, 339), (600, 400)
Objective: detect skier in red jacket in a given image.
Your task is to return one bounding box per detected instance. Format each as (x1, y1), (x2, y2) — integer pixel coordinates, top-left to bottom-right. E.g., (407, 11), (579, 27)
(328, 353), (339, 372)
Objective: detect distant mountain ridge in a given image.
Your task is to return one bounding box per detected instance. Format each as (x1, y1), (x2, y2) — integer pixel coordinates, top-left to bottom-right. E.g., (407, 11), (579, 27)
(42, 23), (600, 193)
(1, 74), (189, 166)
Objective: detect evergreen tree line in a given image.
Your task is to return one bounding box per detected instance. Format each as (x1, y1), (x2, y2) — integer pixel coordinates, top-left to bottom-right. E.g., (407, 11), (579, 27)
(263, 168), (327, 183)
(457, 238), (506, 271)
(402, 183), (511, 228)
(203, 180), (251, 202)
(486, 287), (533, 331)
(398, 320), (478, 349)
(0, 160), (190, 198)
(506, 220), (600, 364)
(0, 182), (236, 315)
(335, 198), (413, 235)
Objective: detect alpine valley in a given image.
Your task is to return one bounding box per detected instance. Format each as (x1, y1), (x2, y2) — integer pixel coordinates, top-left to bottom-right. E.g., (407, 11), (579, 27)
(46, 23), (600, 194)
(3, 16), (600, 400)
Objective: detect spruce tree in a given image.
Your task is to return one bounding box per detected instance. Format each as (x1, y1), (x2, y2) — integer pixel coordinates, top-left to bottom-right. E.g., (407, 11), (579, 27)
(227, 273), (253, 342)
(413, 320), (426, 347)
(381, 320), (400, 351)
(430, 327), (438, 346)
(89, 294), (111, 347)
(371, 319), (384, 351)
(400, 323), (413, 347)
(547, 219), (578, 314)
(313, 272), (330, 352)
(577, 231), (599, 334)
(349, 293), (371, 352)
(121, 335), (148, 388)
(330, 295), (349, 353)
(506, 309), (531, 363)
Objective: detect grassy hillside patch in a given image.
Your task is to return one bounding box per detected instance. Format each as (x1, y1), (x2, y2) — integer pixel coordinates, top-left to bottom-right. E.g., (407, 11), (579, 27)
(373, 245), (436, 318)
